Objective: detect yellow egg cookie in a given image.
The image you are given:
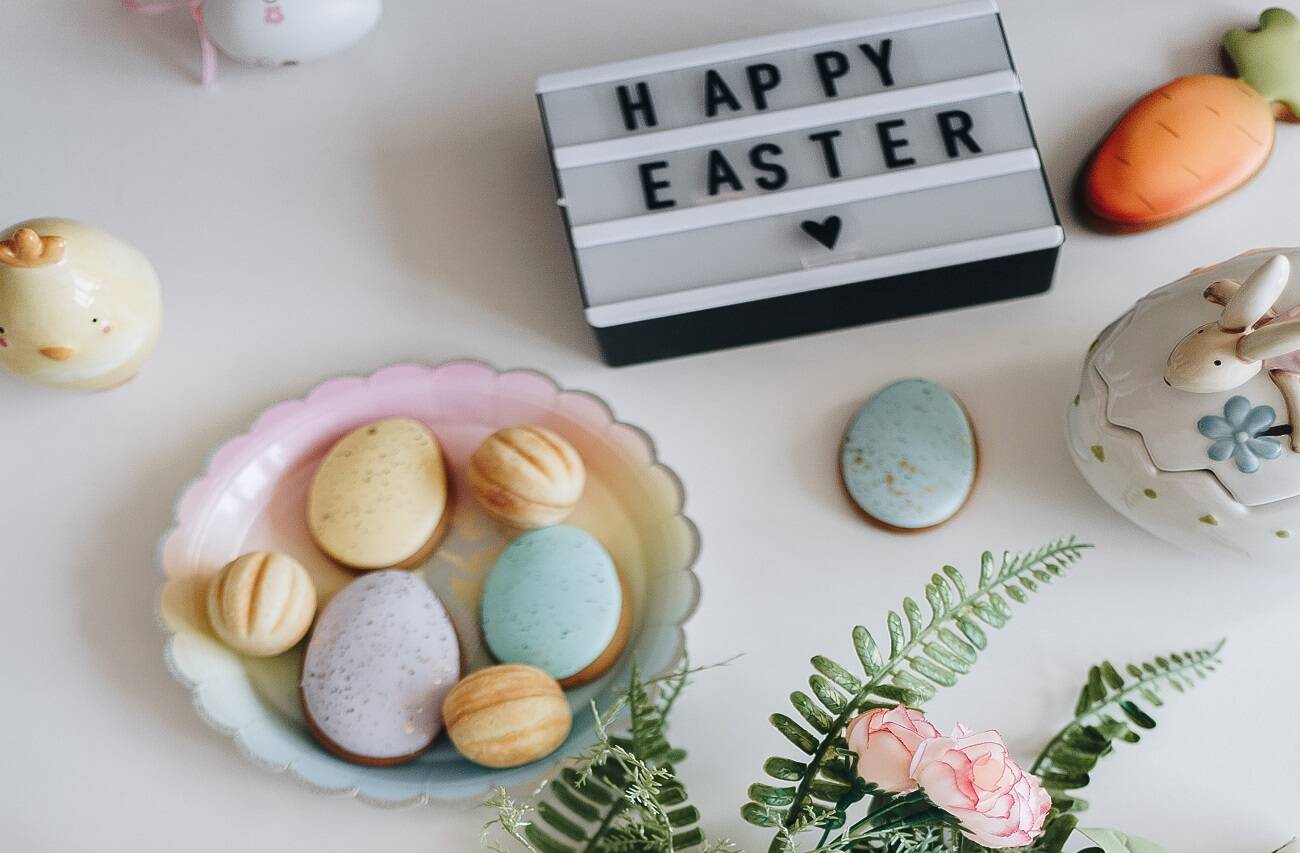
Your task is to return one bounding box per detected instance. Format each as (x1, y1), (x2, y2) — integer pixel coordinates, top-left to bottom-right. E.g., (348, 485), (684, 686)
(308, 418), (451, 570)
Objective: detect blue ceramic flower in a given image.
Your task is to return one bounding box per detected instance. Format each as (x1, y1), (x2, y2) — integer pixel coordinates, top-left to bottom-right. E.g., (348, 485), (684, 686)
(1197, 396), (1283, 474)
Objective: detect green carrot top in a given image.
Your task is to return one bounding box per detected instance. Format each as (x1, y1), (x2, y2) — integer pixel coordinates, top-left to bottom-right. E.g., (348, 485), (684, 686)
(1224, 7), (1300, 117)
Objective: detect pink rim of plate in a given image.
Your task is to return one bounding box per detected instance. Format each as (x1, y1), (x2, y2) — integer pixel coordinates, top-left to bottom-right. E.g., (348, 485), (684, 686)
(155, 360), (702, 806)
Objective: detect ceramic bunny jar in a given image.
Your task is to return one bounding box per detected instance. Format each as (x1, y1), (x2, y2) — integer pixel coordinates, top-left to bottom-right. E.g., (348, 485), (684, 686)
(0, 219), (161, 392)
(1068, 249), (1300, 559)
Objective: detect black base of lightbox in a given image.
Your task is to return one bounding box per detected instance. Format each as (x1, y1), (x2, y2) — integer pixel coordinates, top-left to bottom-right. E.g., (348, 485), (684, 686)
(590, 247), (1060, 366)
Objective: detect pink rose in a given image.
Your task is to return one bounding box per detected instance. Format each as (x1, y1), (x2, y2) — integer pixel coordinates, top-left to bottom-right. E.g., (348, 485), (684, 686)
(845, 705), (940, 793)
(909, 725), (1051, 849)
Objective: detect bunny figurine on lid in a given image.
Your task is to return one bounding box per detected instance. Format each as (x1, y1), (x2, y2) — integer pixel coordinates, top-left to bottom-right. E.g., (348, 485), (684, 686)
(1069, 250), (1300, 558)
(0, 219), (161, 392)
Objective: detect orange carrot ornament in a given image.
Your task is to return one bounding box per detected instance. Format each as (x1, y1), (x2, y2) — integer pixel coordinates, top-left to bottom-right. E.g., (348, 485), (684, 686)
(1084, 8), (1300, 231)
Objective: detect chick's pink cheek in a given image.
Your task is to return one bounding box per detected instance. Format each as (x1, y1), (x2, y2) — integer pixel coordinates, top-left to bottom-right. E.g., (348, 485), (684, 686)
(0, 339), (8, 348)
(102, 325), (112, 335)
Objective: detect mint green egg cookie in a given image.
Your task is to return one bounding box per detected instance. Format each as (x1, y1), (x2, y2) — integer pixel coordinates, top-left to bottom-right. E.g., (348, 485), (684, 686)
(840, 378), (977, 530)
(480, 525), (624, 685)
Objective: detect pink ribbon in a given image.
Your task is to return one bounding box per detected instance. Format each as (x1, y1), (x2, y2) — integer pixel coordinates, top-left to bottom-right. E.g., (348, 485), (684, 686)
(123, 0), (218, 85)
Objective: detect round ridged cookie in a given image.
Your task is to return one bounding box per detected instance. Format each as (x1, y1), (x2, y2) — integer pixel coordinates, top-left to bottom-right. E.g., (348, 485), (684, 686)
(207, 551), (317, 657)
(468, 425), (585, 528)
(308, 418), (451, 570)
(479, 525), (628, 688)
(443, 664), (572, 768)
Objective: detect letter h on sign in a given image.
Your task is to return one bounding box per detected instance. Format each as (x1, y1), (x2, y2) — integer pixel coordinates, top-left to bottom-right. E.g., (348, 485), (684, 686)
(537, 0), (1062, 365)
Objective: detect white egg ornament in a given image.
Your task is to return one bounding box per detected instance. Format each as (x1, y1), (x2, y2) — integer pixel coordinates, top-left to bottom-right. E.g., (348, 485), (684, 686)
(0, 219), (162, 392)
(202, 0), (382, 69)
(1068, 249), (1300, 560)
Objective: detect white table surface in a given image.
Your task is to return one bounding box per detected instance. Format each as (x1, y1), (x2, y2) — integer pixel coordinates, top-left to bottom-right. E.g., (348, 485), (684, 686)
(5, 1), (1299, 850)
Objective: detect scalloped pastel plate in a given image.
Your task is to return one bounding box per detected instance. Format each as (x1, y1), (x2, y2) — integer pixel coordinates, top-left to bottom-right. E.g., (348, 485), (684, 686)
(158, 361), (701, 806)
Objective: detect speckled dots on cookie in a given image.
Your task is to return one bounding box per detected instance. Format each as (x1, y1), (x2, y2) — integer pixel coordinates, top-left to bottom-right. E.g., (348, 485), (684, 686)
(479, 525), (626, 687)
(307, 418), (451, 570)
(840, 378), (977, 531)
(300, 570), (460, 765)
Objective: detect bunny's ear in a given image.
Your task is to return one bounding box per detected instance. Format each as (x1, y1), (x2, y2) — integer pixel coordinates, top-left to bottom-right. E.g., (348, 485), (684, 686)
(1221, 255), (1291, 331)
(1240, 317), (1300, 362)
(1204, 279), (1242, 307)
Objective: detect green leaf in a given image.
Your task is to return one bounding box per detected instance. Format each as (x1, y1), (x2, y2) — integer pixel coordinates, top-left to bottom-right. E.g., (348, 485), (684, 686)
(943, 564), (968, 597)
(523, 824), (578, 853)
(924, 641), (971, 674)
(741, 802), (781, 827)
(550, 780), (600, 822)
(957, 616), (988, 649)
(537, 801), (587, 842)
(851, 625), (882, 674)
(790, 692), (832, 733)
(483, 660), (723, 853)
(903, 597), (924, 636)
(1119, 700), (1156, 729)
(764, 756), (807, 782)
(1038, 812), (1079, 853)
(887, 611), (906, 657)
(910, 656), (957, 687)
(771, 714), (819, 754)
(1101, 661), (1125, 690)
(808, 674), (847, 714)
(938, 627), (978, 664)
(1031, 642), (1225, 817)
(1078, 827), (1165, 852)
(748, 783), (796, 806)
(1039, 770), (1090, 790)
(811, 656), (863, 693)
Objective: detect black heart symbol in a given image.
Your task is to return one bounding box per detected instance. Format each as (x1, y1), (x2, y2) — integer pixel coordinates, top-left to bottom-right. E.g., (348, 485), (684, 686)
(800, 215), (842, 250)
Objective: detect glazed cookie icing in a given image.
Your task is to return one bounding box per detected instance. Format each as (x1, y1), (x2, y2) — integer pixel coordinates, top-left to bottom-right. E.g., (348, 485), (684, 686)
(1084, 9), (1300, 230)
(480, 525), (623, 683)
(840, 378), (976, 530)
(301, 571), (460, 764)
(307, 418), (449, 570)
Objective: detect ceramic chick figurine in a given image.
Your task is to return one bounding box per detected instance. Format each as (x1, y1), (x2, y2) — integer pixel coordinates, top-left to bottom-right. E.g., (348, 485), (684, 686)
(0, 219), (161, 391)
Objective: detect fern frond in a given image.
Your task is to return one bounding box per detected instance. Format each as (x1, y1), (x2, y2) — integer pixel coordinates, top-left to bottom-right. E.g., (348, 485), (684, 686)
(1029, 641), (1225, 851)
(744, 538), (1091, 851)
(484, 659), (723, 853)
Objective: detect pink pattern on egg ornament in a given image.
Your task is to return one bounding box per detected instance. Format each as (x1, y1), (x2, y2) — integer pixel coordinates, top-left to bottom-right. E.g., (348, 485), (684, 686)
(264, 5), (284, 24)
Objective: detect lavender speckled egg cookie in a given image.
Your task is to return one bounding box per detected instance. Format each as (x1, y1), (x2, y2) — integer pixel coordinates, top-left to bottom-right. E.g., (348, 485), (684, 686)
(301, 570), (460, 766)
(840, 378), (977, 531)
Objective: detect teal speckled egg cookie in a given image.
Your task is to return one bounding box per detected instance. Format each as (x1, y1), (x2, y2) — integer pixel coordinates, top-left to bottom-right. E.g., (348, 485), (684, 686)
(840, 378), (977, 530)
(480, 525), (628, 688)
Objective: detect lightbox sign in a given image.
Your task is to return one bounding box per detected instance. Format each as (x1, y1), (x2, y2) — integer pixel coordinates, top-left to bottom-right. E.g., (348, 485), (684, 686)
(537, 0), (1062, 365)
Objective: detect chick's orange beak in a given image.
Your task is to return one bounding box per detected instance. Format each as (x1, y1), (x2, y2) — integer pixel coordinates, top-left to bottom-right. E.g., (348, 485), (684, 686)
(40, 346), (75, 361)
